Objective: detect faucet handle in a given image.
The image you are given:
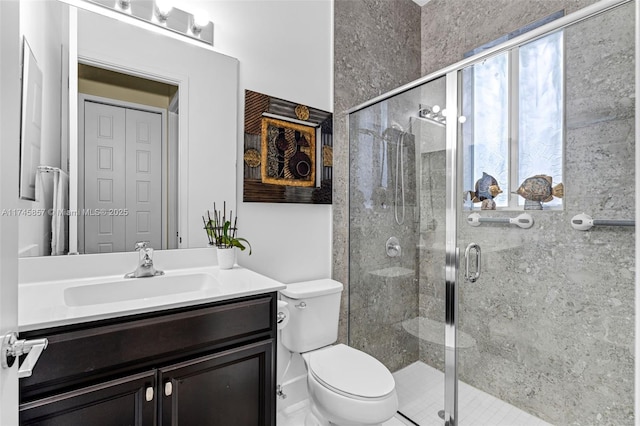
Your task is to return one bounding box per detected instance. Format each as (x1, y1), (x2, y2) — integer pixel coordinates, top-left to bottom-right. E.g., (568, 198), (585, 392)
(134, 241), (150, 251)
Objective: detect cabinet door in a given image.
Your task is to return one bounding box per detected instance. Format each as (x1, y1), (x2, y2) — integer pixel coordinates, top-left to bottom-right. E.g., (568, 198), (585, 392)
(20, 371), (156, 426)
(159, 340), (275, 426)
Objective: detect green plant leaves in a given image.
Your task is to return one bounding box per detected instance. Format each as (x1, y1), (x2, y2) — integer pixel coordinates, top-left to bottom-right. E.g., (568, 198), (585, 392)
(203, 214), (252, 255)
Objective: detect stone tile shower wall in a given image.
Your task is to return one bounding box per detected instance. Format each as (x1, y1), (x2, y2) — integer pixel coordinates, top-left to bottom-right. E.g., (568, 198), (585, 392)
(334, 0), (421, 346)
(420, 0), (599, 76)
(349, 114), (421, 372)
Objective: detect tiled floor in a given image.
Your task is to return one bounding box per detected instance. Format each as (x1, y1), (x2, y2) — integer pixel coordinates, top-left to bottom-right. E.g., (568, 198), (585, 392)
(276, 399), (411, 426)
(276, 361), (551, 426)
(394, 361), (553, 426)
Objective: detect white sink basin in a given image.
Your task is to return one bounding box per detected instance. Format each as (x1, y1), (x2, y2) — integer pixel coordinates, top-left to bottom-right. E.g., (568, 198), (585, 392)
(64, 272), (220, 307)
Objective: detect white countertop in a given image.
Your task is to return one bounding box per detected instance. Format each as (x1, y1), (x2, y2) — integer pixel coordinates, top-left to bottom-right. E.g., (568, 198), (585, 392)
(19, 265), (286, 332)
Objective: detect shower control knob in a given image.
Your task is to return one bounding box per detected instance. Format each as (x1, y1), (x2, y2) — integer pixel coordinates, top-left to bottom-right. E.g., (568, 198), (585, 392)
(386, 237), (401, 258)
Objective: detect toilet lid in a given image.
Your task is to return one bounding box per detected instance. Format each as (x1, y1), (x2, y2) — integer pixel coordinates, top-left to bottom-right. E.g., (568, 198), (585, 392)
(307, 344), (395, 399)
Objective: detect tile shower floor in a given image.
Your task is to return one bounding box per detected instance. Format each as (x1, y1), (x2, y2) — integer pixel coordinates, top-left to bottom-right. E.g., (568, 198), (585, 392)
(276, 399), (411, 426)
(275, 361), (551, 426)
(394, 361), (553, 426)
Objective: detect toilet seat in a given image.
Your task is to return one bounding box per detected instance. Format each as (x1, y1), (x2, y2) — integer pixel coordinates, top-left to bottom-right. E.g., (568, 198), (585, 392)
(307, 344), (395, 400)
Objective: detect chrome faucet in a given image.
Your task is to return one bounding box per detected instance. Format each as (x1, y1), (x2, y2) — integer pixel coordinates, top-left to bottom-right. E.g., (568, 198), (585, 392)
(125, 241), (164, 278)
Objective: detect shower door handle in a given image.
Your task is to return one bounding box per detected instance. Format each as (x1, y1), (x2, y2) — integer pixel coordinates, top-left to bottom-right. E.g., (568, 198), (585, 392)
(464, 243), (481, 283)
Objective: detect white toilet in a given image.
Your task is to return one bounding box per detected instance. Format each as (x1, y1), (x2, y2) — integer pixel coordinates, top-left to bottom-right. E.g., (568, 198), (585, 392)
(280, 279), (398, 426)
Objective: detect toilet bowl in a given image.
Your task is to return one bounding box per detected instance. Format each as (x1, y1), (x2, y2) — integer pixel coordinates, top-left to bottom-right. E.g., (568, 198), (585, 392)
(279, 279), (398, 426)
(302, 344), (398, 426)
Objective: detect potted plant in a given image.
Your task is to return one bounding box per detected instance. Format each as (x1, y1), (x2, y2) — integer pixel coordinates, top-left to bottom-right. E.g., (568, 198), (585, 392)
(203, 202), (252, 269)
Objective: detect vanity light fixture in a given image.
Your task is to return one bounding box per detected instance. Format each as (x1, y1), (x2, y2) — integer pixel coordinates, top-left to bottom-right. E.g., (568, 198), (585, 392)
(418, 104), (447, 126)
(85, 0), (214, 46)
(417, 104), (466, 126)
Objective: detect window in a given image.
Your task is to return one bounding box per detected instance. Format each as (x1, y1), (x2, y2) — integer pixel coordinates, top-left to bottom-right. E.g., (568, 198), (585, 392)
(462, 30), (564, 210)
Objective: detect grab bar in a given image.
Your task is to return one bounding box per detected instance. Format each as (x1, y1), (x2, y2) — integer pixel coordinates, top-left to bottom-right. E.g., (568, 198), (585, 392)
(570, 213), (635, 231)
(467, 213), (534, 229)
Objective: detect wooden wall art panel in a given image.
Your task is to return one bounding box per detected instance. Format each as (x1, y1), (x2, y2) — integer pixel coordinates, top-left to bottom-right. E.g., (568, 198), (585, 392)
(243, 90), (332, 204)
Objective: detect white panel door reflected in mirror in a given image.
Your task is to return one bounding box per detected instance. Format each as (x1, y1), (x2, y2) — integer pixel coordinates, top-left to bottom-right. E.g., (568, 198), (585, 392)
(77, 66), (177, 254)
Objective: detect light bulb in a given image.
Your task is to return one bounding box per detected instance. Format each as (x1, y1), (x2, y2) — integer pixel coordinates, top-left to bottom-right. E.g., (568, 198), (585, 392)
(117, 0), (131, 10)
(432, 105), (441, 113)
(458, 116), (467, 123)
(441, 108), (448, 117)
(155, 0), (173, 21)
(193, 10), (210, 29)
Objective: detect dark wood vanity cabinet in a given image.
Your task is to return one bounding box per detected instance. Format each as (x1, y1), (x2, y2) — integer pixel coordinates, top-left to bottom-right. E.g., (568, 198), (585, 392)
(159, 340), (273, 426)
(20, 370), (157, 425)
(18, 293), (277, 426)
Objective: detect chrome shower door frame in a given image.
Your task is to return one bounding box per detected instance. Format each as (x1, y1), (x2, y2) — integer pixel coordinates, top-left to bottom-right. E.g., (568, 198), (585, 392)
(443, 70), (459, 426)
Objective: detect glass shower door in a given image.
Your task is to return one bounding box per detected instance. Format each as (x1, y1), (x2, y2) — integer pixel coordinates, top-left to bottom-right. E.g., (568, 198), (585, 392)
(454, 2), (635, 425)
(348, 76), (448, 426)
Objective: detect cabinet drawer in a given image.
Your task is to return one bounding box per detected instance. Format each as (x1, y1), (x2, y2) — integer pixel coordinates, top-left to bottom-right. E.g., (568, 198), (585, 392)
(21, 294), (275, 401)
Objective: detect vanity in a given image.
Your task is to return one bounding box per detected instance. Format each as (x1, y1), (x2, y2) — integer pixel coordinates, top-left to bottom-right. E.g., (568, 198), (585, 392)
(17, 259), (285, 426)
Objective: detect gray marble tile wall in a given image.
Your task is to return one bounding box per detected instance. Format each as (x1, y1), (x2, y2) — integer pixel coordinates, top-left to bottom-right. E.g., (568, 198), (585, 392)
(417, 148), (447, 371)
(349, 110), (421, 372)
(334, 0), (421, 344)
(420, 0), (599, 76)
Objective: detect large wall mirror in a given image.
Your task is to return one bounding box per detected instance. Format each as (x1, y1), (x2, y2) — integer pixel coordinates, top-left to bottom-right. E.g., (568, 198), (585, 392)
(17, 1), (238, 257)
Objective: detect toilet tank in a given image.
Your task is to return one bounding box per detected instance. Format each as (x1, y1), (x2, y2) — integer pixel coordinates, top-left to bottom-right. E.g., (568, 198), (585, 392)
(280, 279), (343, 353)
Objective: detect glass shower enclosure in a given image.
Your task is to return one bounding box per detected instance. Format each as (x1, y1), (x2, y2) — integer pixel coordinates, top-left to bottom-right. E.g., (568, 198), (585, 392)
(347, 1), (635, 425)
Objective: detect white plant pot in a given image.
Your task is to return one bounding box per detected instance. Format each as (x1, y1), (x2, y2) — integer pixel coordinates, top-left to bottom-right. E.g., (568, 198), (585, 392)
(216, 247), (236, 269)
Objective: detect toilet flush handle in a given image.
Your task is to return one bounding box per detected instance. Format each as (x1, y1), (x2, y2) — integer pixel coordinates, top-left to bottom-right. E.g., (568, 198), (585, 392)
(295, 301), (307, 309)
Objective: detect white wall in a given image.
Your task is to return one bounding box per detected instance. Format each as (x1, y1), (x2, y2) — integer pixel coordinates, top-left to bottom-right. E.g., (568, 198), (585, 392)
(180, 0), (334, 284)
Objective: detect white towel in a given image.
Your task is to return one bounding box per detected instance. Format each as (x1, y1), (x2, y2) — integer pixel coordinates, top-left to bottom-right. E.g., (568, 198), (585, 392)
(51, 170), (68, 255)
